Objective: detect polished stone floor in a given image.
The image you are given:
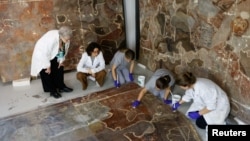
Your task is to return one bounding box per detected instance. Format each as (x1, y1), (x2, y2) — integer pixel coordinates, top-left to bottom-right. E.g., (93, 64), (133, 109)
(0, 83), (202, 141)
(0, 64), (206, 141)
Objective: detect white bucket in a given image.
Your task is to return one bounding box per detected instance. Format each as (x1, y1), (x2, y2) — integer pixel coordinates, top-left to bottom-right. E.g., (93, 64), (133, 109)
(172, 94), (181, 112)
(172, 94), (181, 105)
(137, 75), (145, 87)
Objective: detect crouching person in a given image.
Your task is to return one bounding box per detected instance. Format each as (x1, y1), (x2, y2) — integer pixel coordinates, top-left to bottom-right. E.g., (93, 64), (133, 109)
(76, 42), (106, 90)
(132, 68), (175, 108)
(172, 71), (230, 129)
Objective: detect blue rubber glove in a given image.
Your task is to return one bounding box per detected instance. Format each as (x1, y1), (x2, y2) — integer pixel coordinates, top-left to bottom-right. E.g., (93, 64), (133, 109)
(172, 102), (181, 111)
(132, 100), (140, 108)
(129, 73), (134, 81)
(188, 111), (201, 119)
(164, 99), (172, 104)
(114, 80), (120, 88)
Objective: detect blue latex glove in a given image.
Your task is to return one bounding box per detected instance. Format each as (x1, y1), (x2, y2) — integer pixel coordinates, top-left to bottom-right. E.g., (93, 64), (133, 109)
(172, 102), (181, 111)
(188, 111), (201, 119)
(164, 99), (172, 104)
(132, 100), (140, 108)
(114, 80), (120, 88)
(129, 73), (134, 81)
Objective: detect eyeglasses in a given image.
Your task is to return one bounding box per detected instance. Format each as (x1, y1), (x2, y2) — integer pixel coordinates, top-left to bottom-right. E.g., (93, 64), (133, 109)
(93, 50), (99, 54)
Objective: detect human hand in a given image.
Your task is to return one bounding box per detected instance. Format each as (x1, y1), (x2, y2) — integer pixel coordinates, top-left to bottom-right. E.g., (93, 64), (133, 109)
(45, 67), (51, 74)
(172, 102), (180, 111)
(164, 99), (172, 104)
(87, 68), (92, 74)
(132, 100), (140, 108)
(188, 111), (201, 119)
(58, 63), (64, 68)
(129, 73), (134, 81)
(114, 80), (120, 88)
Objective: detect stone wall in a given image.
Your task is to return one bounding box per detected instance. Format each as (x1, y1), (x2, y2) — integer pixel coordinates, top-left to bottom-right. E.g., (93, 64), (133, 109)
(138, 0), (250, 123)
(0, 0), (125, 82)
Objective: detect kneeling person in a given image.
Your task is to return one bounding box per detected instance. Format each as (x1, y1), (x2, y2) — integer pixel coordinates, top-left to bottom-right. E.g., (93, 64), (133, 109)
(132, 68), (175, 108)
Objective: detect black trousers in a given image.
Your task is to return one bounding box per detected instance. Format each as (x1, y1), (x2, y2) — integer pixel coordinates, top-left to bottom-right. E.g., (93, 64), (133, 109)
(40, 57), (66, 92)
(196, 116), (207, 129)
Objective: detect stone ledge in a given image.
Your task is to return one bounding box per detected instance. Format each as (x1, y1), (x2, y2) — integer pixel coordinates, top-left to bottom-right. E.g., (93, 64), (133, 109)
(12, 77), (30, 87)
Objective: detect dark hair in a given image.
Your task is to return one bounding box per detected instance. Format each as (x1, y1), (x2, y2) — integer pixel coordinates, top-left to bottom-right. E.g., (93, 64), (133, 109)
(117, 40), (127, 52)
(175, 71), (196, 87)
(156, 75), (171, 89)
(125, 49), (135, 60)
(86, 42), (101, 56)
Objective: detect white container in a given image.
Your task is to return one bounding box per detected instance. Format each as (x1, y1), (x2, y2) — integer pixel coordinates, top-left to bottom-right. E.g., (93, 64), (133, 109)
(172, 94), (181, 104)
(137, 75), (145, 87)
(172, 94), (181, 112)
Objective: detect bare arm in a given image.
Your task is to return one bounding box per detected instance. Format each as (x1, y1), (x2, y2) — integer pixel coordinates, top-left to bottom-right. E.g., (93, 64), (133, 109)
(164, 87), (171, 100)
(111, 65), (117, 81)
(129, 60), (135, 73)
(137, 88), (147, 101)
(199, 108), (211, 115)
(178, 100), (186, 104)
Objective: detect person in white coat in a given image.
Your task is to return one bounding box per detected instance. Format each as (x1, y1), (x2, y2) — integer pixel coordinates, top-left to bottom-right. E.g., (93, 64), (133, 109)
(76, 42), (106, 90)
(30, 26), (73, 99)
(172, 71), (230, 129)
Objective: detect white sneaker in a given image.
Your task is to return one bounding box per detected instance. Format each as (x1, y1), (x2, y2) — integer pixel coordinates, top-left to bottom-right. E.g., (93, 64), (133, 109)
(96, 81), (100, 87)
(88, 76), (96, 81)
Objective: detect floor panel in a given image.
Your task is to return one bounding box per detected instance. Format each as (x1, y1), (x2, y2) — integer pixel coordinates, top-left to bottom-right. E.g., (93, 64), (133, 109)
(0, 83), (202, 141)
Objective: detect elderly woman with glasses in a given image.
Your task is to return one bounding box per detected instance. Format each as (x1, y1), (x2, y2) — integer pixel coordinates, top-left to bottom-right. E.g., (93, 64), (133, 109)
(76, 42), (106, 90)
(31, 26), (73, 99)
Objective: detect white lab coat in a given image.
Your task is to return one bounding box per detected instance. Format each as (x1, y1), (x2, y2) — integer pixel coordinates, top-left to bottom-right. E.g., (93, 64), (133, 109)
(30, 30), (70, 76)
(182, 78), (230, 125)
(76, 51), (105, 73)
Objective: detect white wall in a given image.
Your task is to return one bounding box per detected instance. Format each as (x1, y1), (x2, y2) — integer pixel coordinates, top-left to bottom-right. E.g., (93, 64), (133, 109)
(123, 0), (136, 51)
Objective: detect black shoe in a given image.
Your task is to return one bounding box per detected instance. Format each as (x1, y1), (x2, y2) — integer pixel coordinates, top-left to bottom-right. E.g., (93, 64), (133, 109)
(59, 87), (73, 93)
(50, 92), (62, 99)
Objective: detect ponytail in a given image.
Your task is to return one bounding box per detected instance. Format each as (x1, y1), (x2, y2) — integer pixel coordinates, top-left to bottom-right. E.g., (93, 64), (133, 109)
(163, 75), (170, 83)
(156, 75), (171, 89)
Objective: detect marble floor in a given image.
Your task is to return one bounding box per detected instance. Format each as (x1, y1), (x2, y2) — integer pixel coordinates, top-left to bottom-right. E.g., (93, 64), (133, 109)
(0, 63), (206, 141)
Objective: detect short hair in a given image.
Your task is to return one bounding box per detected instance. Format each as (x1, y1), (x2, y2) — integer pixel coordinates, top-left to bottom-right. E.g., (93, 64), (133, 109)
(125, 49), (135, 60)
(59, 26), (72, 39)
(156, 75), (171, 89)
(86, 42), (101, 56)
(117, 40), (127, 51)
(175, 71), (196, 87)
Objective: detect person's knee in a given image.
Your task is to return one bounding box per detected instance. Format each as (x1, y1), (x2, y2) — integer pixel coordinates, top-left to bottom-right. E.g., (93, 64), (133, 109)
(96, 70), (106, 79)
(119, 78), (126, 84)
(196, 116), (207, 129)
(96, 70), (107, 86)
(99, 70), (107, 77)
(124, 76), (131, 83)
(76, 72), (86, 80)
